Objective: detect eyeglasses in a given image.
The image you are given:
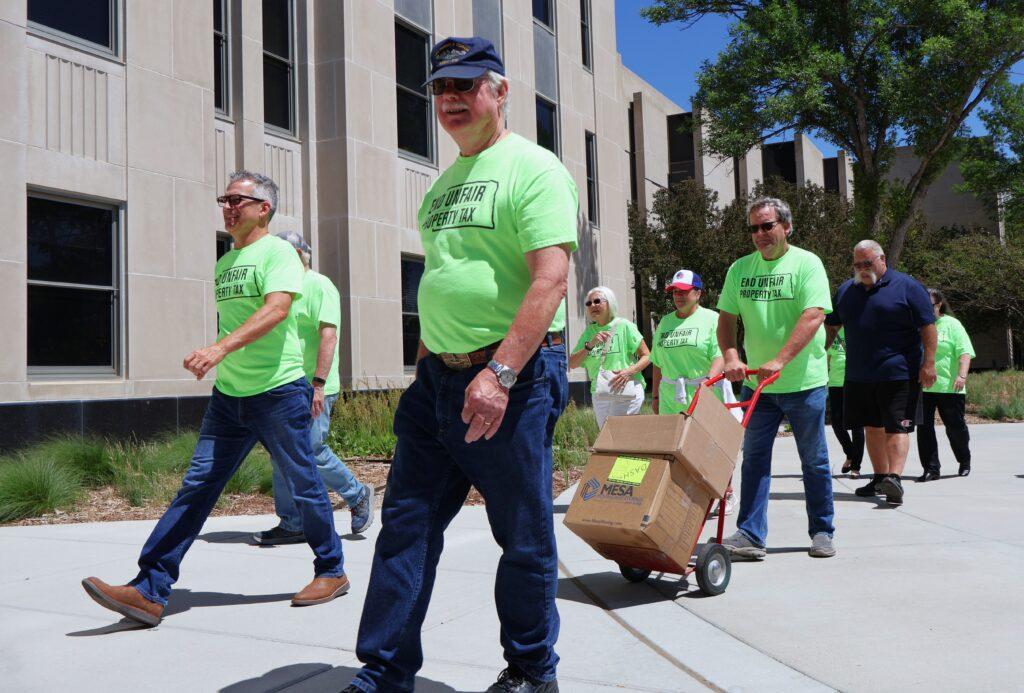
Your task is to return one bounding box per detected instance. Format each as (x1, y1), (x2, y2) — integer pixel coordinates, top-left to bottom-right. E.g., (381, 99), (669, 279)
(852, 258), (878, 270)
(217, 194), (265, 208)
(585, 298), (605, 307)
(429, 78), (481, 96)
(747, 220), (780, 234)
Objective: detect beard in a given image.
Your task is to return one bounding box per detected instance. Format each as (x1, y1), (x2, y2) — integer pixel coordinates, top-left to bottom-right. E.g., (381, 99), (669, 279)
(854, 270), (878, 285)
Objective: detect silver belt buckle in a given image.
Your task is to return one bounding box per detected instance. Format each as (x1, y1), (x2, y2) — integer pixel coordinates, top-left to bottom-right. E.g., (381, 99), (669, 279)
(439, 352), (474, 370)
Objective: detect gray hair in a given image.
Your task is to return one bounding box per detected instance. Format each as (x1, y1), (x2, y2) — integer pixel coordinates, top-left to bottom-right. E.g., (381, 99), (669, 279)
(228, 170), (279, 221)
(854, 239), (884, 256)
(586, 286), (618, 321)
(275, 231), (311, 266)
(747, 196), (793, 228)
(485, 70), (510, 120)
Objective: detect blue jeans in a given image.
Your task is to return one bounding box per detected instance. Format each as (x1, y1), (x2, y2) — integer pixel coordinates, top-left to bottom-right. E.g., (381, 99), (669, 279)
(352, 344), (568, 693)
(271, 392), (365, 531)
(130, 378), (344, 605)
(736, 385), (835, 547)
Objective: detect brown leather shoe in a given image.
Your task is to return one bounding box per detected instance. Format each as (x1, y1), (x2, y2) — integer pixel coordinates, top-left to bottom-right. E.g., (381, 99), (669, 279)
(291, 575), (350, 606)
(82, 577), (163, 626)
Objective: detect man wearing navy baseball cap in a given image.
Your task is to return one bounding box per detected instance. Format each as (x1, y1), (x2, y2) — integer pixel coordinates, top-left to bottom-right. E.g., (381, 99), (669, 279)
(345, 36), (575, 693)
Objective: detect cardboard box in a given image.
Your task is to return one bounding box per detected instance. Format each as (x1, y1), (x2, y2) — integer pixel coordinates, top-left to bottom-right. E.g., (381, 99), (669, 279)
(592, 388), (743, 498)
(563, 390), (744, 574)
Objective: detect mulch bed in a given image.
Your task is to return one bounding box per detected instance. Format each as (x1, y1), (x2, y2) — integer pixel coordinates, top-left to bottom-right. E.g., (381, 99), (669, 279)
(9, 462), (585, 527)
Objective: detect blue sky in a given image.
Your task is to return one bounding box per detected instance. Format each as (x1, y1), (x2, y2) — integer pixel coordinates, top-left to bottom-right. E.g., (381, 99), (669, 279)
(614, 4), (1020, 157)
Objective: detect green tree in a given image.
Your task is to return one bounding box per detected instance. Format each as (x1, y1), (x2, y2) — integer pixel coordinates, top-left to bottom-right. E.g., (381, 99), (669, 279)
(958, 80), (1024, 238)
(642, 0), (1024, 263)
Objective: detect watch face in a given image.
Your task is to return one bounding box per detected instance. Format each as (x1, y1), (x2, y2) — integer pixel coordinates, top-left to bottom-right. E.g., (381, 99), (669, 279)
(499, 369), (517, 388)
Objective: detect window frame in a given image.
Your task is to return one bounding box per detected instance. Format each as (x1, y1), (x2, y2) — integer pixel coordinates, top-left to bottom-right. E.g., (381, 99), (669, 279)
(214, 0), (231, 118)
(584, 130), (599, 227)
(400, 254), (425, 372)
(535, 94), (560, 157)
(27, 0), (121, 60)
(580, 0), (592, 71)
(533, 0), (554, 31)
(262, 0), (296, 135)
(394, 15), (436, 165)
(26, 191), (124, 379)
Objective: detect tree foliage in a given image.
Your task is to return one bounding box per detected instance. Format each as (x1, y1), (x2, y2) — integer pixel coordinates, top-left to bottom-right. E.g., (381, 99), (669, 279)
(641, 0), (1024, 263)
(629, 178), (860, 327)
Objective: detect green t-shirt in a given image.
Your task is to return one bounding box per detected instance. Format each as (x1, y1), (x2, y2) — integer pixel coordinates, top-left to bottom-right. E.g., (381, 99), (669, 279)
(573, 318), (646, 393)
(213, 234), (306, 397)
(293, 271), (342, 396)
(650, 306), (723, 414)
(417, 133), (579, 353)
(717, 245), (832, 394)
(827, 327), (847, 388)
(926, 315), (975, 394)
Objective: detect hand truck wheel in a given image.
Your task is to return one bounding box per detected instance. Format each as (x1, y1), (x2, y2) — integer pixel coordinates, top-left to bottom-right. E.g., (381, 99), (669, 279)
(618, 564), (652, 583)
(695, 543), (731, 596)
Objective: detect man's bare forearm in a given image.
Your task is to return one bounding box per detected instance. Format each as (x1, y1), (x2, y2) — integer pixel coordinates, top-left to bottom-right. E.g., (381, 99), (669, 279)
(717, 311), (740, 362)
(774, 308), (825, 366)
(218, 293), (293, 354)
(920, 323), (937, 364)
(316, 326), (338, 381)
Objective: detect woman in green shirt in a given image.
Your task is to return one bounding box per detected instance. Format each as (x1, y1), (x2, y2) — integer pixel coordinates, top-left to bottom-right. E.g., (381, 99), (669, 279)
(569, 286), (650, 428)
(917, 289), (975, 481)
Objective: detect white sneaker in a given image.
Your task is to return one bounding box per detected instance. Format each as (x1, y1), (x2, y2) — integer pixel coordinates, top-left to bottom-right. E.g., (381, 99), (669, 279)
(711, 494), (736, 517)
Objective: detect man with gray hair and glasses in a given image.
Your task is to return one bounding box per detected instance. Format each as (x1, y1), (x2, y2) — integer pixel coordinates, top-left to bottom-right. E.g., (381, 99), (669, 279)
(251, 231), (376, 545)
(81, 171), (349, 627)
(825, 240), (937, 505)
(717, 196), (837, 560)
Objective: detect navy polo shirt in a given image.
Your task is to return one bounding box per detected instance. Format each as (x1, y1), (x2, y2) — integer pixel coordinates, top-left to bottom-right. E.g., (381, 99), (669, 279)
(825, 269), (935, 382)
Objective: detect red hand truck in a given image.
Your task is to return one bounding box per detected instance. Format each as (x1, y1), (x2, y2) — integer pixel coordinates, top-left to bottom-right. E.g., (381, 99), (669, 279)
(616, 369), (780, 596)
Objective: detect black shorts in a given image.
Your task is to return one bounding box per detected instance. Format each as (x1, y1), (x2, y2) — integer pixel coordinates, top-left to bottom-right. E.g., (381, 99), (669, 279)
(843, 380), (922, 433)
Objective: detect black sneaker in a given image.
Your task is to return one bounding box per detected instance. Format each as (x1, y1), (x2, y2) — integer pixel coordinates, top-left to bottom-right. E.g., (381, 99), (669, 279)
(487, 666), (559, 693)
(916, 470), (940, 482)
(252, 525), (305, 546)
(855, 477), (883, 497)
(878, 476), (904, 505)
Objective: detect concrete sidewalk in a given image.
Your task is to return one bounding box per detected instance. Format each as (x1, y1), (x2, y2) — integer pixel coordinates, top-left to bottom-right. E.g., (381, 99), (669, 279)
(1, 423), (1022, 692)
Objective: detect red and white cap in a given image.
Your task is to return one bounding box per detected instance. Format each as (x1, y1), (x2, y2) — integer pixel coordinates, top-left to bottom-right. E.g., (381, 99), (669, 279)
(665, 269), (703, 292)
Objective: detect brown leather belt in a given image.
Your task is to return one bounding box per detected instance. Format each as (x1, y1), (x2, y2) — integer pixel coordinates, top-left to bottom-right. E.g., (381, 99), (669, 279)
(434, 332), (564, 371)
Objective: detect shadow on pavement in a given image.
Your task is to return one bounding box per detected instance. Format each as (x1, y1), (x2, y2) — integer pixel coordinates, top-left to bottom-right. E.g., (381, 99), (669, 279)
(557, 571), (694, 609)
(552, 504), (569, 514)
(163, 588), (294, 617)
(67, 618), (151, 637)
(765, 546), (807, 555)
(219, 663), (459, 692)
(770, 491), (890, 508)
(198, 530), (256, 544)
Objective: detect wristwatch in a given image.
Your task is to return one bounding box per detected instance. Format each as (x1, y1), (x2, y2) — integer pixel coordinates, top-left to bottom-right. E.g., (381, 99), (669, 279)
(311, 376), (327, 387)
(487, 359), (518, 389)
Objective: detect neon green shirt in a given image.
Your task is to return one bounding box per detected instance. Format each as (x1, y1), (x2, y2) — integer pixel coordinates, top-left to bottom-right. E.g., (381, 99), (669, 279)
(213, 234), (306, 397)
(926, 315), (975, 395)
(650, 306), (722, 414)
(717, 245), (832, 394)
(293, 271), (341, 396)
(573, 318), (646, 393)
(827, 327), (847, 388)
(417, 133), (579, 353)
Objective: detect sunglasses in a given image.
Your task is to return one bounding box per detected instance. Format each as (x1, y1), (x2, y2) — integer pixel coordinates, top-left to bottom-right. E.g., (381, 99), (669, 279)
(217, 194), (265, 208)
(747, 220), (780, 234)
(585, 298), (605, 307)
(429, 78), (481, 96)
(852, 258), (878, 270)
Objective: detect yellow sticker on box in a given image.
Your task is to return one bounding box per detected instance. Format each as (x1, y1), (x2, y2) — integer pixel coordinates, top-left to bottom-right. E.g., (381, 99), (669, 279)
(607, 456), (651, 486)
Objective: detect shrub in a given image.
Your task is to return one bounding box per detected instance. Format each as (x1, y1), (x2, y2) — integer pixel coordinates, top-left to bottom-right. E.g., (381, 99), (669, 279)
(329, 389), (402, 458)
(968, 370), (1024, 421)
(553, 400), (599, 473)
(0, 458), (82, 522)
(22, 436), (113, 486)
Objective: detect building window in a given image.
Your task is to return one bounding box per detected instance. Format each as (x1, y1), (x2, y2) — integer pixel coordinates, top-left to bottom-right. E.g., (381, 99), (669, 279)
(216, 232), (233, 259)
(585, 131), (599, 226)
(395, 20), (433, 161)
(580, 0), (592, 70)
(536, 96), (558, 155)
(263, 0), (294, 133)
(472, 0), (503, 55)
(28, 0), (118, 55)
(401, 257), (425, 368)
(214, 0), (230, 115)
(667, 113), (696, 187)
(27, 195), (120, 374)
(533, 0), (553, 29)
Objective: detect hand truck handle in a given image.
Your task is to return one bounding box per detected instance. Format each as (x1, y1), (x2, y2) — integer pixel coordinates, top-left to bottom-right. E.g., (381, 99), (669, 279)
(684, 369), (781, 429)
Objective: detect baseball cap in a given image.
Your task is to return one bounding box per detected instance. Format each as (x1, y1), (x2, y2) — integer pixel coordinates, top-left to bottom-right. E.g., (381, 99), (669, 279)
(275, 231), (311, 254)
(666, 269), (702, 292)
(424, 36), (504, 86)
